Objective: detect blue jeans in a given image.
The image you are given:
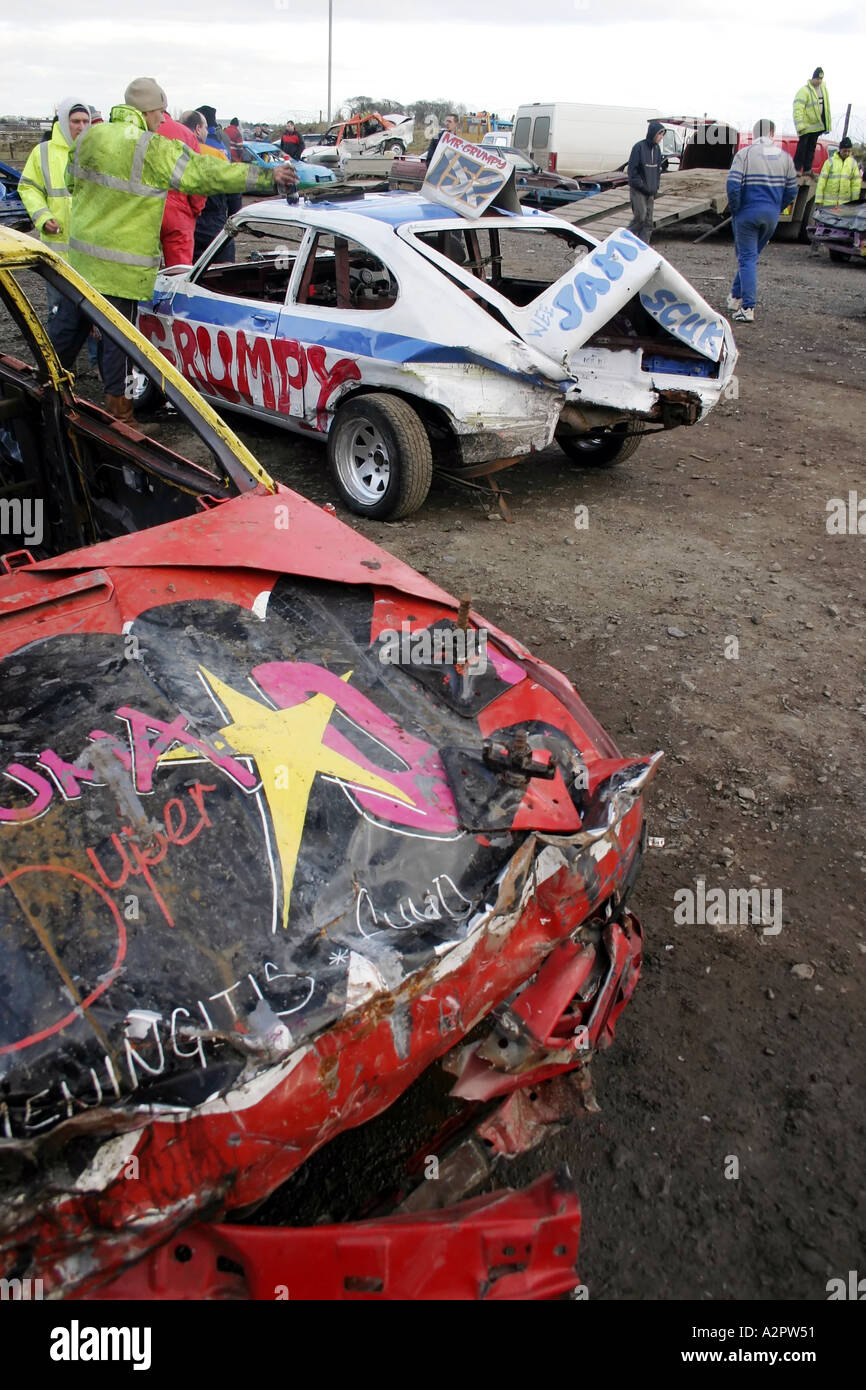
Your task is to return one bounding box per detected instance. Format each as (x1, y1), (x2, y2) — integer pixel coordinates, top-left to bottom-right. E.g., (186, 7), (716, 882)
(731, 212), (776, 309)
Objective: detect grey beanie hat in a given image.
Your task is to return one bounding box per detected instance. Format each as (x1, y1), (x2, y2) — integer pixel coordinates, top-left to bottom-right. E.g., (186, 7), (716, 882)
(124, 77), (168, 113)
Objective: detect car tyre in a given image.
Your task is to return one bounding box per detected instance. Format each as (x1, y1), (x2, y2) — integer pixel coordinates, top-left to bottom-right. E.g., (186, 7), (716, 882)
(557, 424), (643, 467)
(126, 366), (165, 413)
(328, 393), (433, 520)
(383, 140), (405, 157)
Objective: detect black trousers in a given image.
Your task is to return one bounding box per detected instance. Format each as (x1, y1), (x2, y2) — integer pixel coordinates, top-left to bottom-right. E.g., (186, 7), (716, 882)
(793, 132), (819, 173)
(46, 284), (92, 370)
(100, 296), (138, 397)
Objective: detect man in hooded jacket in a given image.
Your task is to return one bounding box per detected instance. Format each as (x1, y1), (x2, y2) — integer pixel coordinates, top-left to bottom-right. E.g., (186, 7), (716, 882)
(66, 77), (296, 420)
(19, 98), (90, 259)
(626, 120), (665, 243)
(19, 97), (94, 359)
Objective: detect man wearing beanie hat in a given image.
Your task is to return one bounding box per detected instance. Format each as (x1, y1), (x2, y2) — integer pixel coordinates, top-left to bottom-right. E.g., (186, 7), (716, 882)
(815, 135), (861, 207)
(66, 77), (297, 422)
(192, 103), (243, 264)
(793, 67), (831, 173)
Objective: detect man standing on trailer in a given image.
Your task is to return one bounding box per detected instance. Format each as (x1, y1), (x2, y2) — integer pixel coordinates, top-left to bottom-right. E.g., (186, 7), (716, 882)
(793, 68), (831, 174)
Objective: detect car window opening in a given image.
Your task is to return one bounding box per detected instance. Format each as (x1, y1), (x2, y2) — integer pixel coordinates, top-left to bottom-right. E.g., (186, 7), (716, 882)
(297, 233), (398, 310)
(193, 222), (307, 304)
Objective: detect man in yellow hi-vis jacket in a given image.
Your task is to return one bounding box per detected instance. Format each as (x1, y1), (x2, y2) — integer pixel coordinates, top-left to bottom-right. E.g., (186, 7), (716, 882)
(815, 136), (862, 207)
(65, 77), (297, 421)
(19, 98), (90, 258)
(19, 98), (94, 357)
(793, 67), (831, 173)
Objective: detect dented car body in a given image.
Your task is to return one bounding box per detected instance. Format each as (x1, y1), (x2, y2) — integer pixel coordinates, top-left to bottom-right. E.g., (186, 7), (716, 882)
(0, 229), (659, 1299)
(135, 193), (737, 519)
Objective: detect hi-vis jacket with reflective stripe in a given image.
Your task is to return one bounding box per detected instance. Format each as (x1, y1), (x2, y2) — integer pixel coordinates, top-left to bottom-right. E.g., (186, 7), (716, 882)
(18, 125), (73, 257)
(816, 152), (862, 206)
(67, 104), (274, 300)
(793, 81), (831, 135)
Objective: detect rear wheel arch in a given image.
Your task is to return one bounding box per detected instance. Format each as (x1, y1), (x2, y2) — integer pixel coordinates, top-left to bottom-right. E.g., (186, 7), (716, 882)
(325, 382), (458, 451)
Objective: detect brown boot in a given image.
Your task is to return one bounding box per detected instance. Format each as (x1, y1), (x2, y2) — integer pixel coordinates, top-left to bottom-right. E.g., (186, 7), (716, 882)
(104, 394), (148, 433)
(104, 393), (134, 422)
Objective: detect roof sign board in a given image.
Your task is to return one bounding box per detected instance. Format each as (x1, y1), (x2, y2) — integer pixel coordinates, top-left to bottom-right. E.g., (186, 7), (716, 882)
(422, 131), (521, 218)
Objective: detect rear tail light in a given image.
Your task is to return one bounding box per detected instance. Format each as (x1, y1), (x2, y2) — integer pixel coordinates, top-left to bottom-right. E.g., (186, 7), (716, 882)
(548, 152), (557, 172)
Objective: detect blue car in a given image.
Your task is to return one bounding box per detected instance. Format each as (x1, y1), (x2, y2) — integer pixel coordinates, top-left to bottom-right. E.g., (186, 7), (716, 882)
(240, 142), (337, 187)
(0, 159), (28, 229)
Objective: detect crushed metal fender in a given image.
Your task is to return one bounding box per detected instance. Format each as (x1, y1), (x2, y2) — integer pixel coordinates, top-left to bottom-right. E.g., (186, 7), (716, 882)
(76, 1170), (583, 1301)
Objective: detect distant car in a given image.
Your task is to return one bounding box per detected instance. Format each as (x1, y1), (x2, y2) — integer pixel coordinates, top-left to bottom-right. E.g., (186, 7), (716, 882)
(389, 145), (587, 203)
(0, 159), (28, 229)
(240, 141), (337, 186)
(135, 193), (737, 520)
(302, 112), (415, 165)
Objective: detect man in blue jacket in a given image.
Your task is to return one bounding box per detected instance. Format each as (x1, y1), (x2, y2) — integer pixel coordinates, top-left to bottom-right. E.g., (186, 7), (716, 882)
(627, 120), (665, 243)
(726, 119), (797, 323)
(193, 103), (242, 264)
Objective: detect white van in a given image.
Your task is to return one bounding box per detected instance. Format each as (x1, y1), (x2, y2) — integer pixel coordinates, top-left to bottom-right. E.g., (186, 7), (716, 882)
(513, 102), (665, 176)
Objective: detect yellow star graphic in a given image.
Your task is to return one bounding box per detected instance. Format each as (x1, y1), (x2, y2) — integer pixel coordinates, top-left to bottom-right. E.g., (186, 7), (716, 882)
(163, 667), (415, 930)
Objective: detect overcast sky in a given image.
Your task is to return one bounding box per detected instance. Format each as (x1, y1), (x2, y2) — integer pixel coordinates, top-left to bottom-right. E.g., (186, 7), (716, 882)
(3, 1), (864, 140)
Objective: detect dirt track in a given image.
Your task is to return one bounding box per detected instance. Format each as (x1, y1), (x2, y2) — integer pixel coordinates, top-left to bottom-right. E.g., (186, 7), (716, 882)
(223, 230), (866, 1299)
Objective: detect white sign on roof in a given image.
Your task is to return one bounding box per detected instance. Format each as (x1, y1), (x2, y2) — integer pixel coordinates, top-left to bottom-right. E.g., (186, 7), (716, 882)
(422, 131), (521, 219)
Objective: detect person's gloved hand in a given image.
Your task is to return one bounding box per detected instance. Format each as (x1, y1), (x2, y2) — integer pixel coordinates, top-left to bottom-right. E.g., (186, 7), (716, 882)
(273, 162), (299, 191)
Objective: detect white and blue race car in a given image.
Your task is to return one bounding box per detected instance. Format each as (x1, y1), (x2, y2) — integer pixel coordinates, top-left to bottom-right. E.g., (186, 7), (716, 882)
(136, 192), (737, 519)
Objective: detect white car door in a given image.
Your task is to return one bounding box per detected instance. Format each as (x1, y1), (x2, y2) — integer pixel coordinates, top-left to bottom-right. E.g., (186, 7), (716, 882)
(143, 222), (311, 421)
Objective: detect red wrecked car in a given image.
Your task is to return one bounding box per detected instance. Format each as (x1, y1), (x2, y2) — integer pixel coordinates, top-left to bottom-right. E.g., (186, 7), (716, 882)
(0, 228), (660, 1300)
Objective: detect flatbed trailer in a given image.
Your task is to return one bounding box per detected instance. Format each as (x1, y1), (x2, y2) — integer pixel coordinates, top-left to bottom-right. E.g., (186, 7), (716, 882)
(554, 169), (818, 241)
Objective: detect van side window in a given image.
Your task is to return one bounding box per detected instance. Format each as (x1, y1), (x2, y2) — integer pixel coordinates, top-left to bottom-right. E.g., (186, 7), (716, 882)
(513, 117), (531, 149)
(532, 117), (550, 149)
